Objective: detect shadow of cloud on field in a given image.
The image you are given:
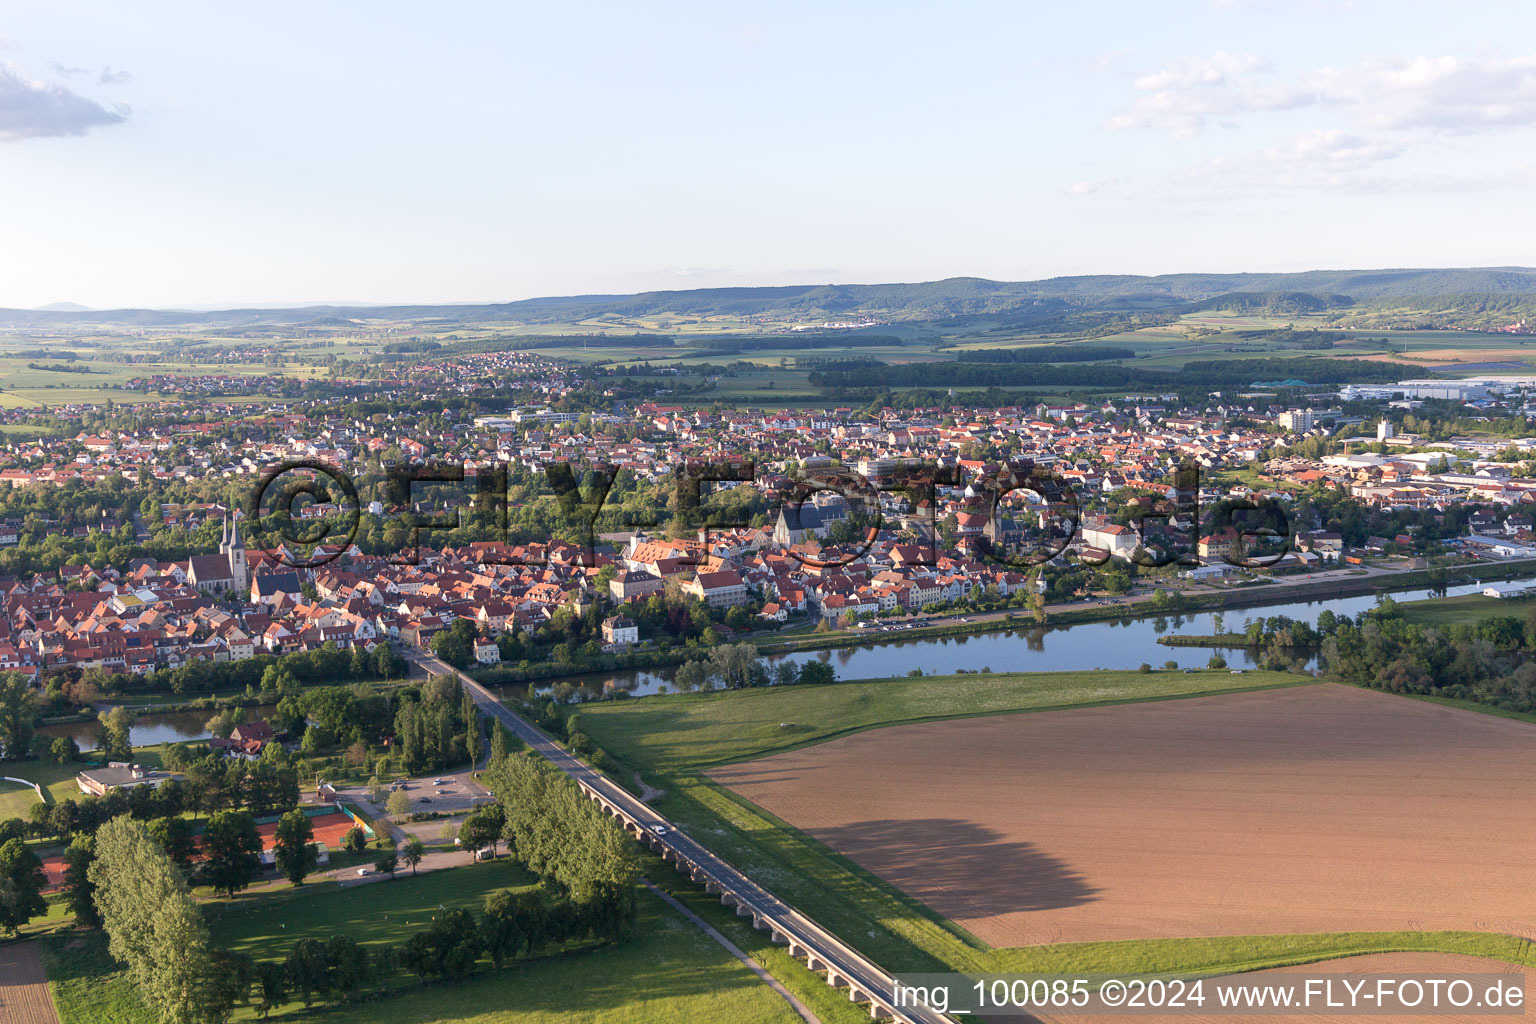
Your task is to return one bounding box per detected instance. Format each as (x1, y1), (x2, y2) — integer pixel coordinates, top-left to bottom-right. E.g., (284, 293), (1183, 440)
(809, 817), (1099, 915)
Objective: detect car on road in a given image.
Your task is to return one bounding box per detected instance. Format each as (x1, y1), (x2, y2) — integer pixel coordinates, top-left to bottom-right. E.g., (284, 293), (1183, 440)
(650, 824), (668, 835)
(356, 868), (369, 876)
(419, 797), (433, 804)
(433, 778), (445, 785)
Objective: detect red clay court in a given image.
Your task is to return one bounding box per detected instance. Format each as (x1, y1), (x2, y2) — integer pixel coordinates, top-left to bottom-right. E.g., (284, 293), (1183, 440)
(252, 807), (360, 853)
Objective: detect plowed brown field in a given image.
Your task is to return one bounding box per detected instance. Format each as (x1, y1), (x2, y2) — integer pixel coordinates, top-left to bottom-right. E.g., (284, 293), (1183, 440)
(709, 684), (1536, 945)
(0, 942), (60, 1024)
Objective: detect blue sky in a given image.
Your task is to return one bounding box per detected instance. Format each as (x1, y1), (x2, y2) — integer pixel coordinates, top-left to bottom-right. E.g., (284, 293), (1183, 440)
(3, 0), (1536, 308)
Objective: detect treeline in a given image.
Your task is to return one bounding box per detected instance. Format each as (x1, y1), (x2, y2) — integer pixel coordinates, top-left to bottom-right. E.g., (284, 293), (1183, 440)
(955, 345), (1135, 363)
(65, 641), (409, 701)
(255, 887), (629, 1016)
(1188, 291), (1354, 315)
(392, 675), (480, 774)
(685, 333), (902, 356)
(483, 750), (639, 905)
(809, 356), (1407, 392)
(1321, 597), (1536, 713)
(1233, 328), (1347, 349)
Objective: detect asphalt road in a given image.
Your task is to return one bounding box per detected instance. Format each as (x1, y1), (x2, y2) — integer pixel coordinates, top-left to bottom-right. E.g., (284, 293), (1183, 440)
(408, 648), (955, 1024)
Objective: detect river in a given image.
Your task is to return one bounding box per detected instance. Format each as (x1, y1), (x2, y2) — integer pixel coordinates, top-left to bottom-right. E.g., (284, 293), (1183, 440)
(522, 583), (1488, 699)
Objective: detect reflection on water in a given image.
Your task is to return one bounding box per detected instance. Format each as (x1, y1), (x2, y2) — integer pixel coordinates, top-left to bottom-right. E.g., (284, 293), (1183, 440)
(38, 704), (278, 750)
(541, 583), (1481, 698)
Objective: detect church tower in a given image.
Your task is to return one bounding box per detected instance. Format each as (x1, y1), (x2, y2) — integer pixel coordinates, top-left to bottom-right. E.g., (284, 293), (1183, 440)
(222, 511), (249, 594)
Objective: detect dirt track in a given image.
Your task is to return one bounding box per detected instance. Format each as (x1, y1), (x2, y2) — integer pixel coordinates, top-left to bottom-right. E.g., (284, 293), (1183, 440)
(0, 942), (61, 1024)
(710, 684), (1536, 946)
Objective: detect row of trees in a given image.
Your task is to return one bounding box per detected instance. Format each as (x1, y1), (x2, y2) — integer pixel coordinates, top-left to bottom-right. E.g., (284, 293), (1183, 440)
(250, 882), (631, 1018)
(672, 643), (835, 692)
(483, 751), (638, 909)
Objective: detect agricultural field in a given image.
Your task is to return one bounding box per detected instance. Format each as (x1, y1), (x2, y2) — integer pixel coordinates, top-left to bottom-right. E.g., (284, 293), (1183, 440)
(709, 683), (1536, 945)
(574, 671), (1536, 980)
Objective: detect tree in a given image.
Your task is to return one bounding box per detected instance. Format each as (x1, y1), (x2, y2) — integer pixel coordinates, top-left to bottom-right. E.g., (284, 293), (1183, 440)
(0, 837), (46, 934)
(796, 660), (836, 686)
(96, 706), (136, 761)
(401, 907), (480, 979)
(482, 887), (547, 965)
(458, 809), (501, 862)
(325, 934), (371, 1001)
(284, 937), (330, 1007)
(431, 619), (479, 668)
(254, 961), (287, 1019)
(62, 833), (99, 926)
(385, 788), (412, 819)
(402, 836), (425, 875)
(273, 809), (318, 886)
(0, 672), (39, 761)
(341, 825), (366, 855)
(201, 810), (262, 898)
(373, 849), (399, 878)
(148, 816), (198, 874)
(50, 735), (79, 765)
(90, 816), (221, 1024)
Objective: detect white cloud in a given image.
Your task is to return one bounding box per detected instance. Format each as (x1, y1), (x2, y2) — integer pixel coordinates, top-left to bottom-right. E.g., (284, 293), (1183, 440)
(1105, 51), (1317, 138)
(98, 67), (132, 86)
(1184, 129), (1404, 189)
(1066, 179), (1116, 196)
(1313, 55), (1536, 133)
(0, 62), (127, 141)
(1110, 51), (1536, 139)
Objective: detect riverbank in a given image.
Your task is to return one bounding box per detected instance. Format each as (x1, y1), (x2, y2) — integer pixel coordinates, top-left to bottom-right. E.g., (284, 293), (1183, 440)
(751, 557), (1536, 658)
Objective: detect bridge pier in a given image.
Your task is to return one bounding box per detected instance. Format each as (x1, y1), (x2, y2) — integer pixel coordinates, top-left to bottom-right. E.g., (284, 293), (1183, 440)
(769, 930), (788, 945)
(719, 893), (736, 908)
(735, 903), (753, 918)
(826, 970), (846, 989)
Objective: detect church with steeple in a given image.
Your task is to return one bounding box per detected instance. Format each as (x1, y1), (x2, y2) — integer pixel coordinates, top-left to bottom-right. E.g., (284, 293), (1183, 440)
(188, 510), (250, 596)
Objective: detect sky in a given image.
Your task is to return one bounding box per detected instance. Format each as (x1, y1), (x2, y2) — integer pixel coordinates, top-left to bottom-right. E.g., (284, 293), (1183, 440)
(4, 0), (1536, 309)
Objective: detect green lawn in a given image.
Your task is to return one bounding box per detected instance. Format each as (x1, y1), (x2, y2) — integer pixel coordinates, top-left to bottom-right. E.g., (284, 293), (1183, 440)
(571, 669), (1536, 981)
(0, 759), (83, 814)
(211, 860), (538, 960)
(1393, 591), (1532, 627)
(41, 871), (811, 1024)
(578, 668), (1308, 773)
(0, 778), (42, 818)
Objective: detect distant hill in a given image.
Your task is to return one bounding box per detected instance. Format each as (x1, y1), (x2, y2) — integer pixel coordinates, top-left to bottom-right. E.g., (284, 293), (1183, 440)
(6, 268), (1536, 330)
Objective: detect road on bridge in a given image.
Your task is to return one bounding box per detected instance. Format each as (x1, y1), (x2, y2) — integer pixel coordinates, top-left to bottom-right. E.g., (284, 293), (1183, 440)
(406, 648), (958, 1024)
